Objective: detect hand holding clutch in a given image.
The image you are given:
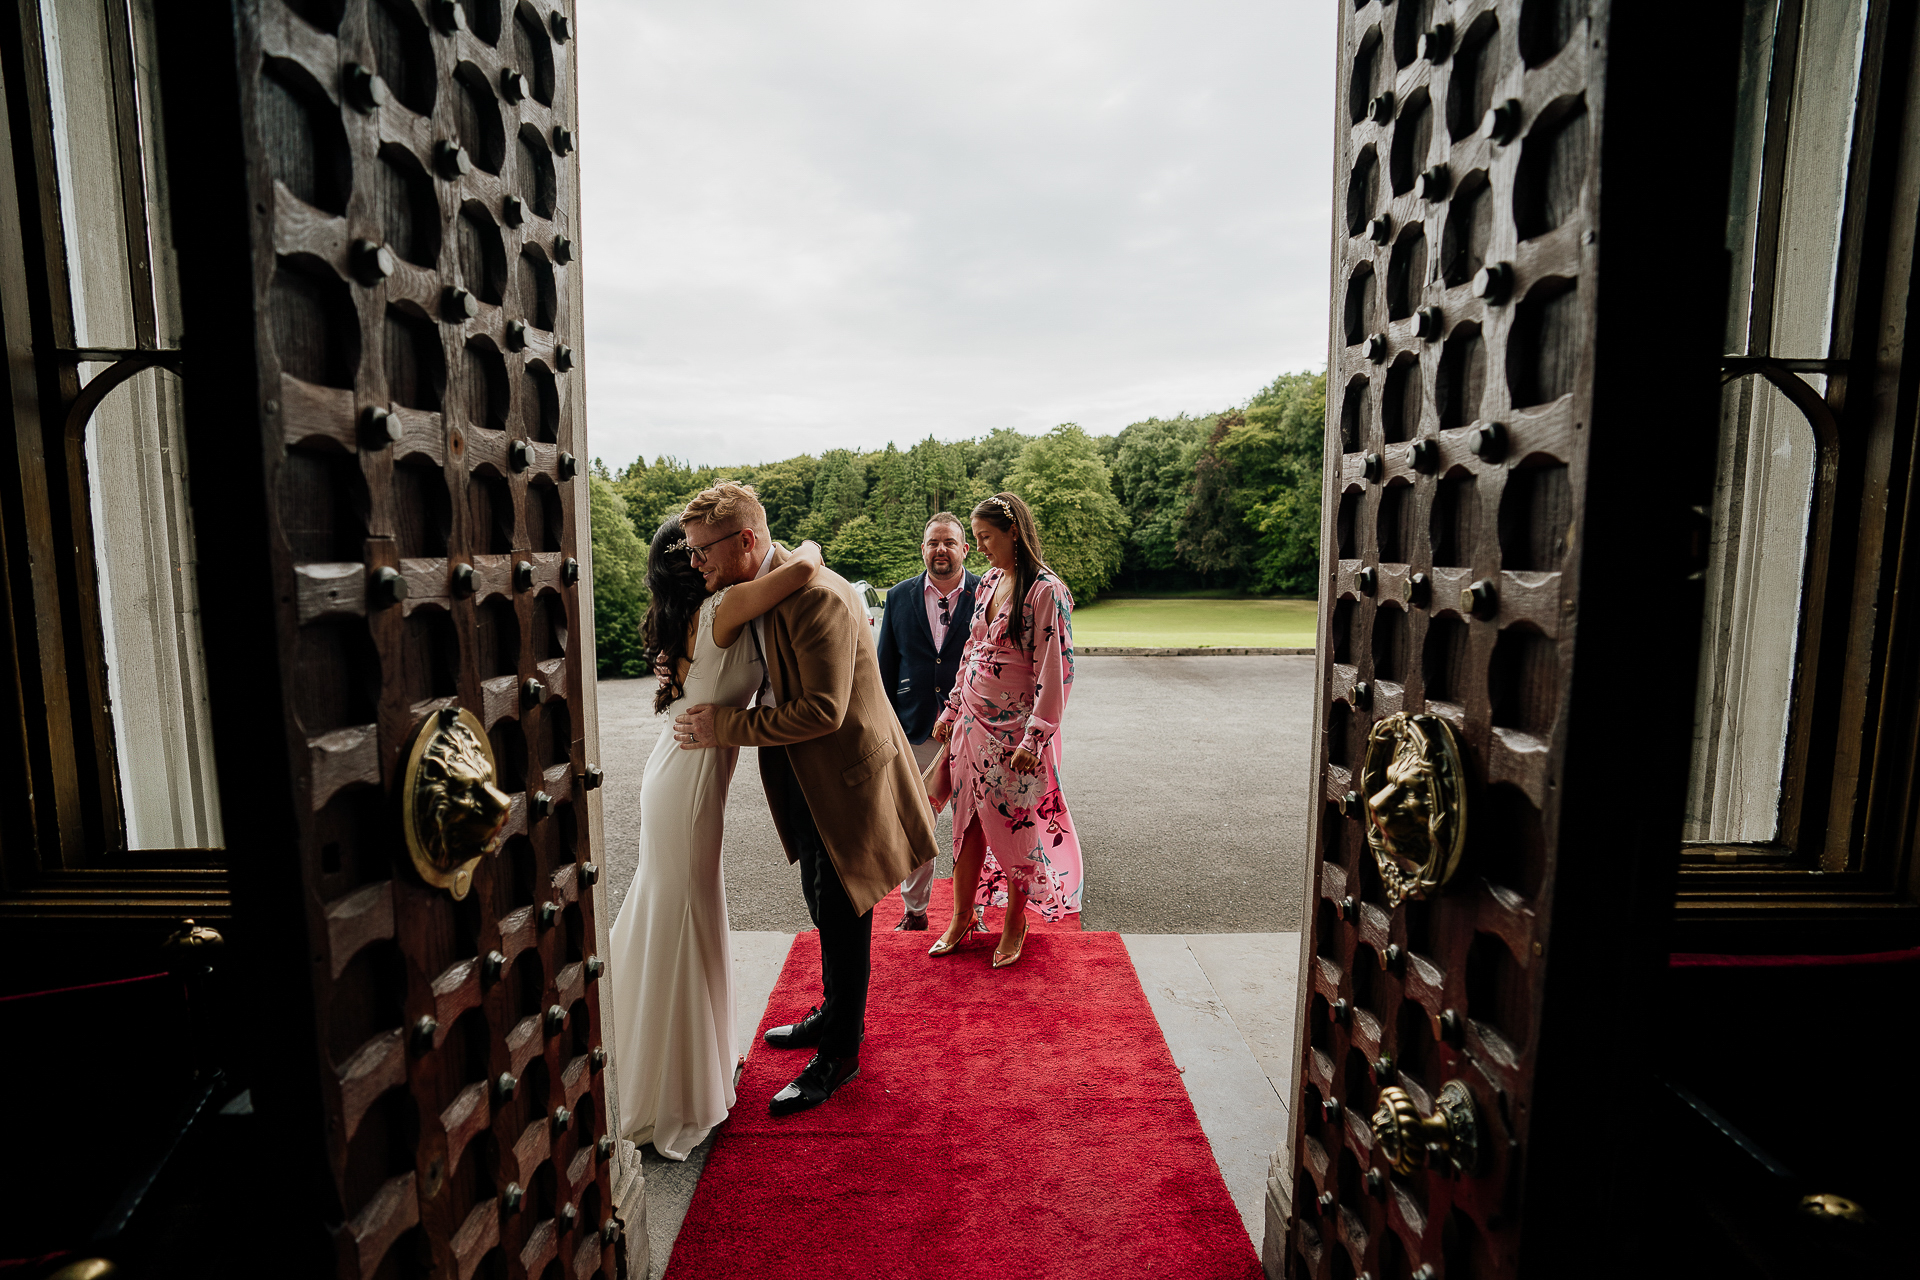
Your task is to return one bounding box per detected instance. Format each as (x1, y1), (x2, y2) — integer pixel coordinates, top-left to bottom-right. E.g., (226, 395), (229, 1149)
(921, 740), (953, 814)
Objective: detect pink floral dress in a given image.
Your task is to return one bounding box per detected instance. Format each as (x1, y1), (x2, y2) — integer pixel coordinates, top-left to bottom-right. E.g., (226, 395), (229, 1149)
(935, 567), (1083, 920)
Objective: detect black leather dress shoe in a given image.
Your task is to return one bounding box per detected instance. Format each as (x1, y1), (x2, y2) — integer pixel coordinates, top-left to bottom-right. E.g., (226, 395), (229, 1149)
(769, 1052), (859, 1117)
(763, 1005), (826, 1050)
(893, 910), (928, 932)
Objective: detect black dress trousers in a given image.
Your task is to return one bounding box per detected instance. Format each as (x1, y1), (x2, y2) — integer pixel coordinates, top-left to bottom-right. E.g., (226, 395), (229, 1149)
(773, 745), (872, 1058)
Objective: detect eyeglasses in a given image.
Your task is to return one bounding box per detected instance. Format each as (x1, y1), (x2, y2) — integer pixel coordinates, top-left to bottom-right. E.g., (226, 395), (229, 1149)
(685, 527), (748, 565)
(938, 596), (952, 625)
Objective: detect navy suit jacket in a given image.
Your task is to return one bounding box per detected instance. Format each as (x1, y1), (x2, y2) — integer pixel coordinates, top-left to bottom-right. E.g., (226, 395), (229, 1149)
(875, 569), (980, 743)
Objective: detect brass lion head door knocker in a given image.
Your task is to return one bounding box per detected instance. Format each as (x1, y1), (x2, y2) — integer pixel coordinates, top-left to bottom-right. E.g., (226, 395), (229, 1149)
(402, 706), (511, 900)
(1361, 711), (1467, 907)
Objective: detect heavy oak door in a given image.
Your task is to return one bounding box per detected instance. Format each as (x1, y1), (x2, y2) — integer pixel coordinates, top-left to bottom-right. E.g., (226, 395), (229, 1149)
(155, 1), (618, 1275)
(1285, 1), (1738, 1274)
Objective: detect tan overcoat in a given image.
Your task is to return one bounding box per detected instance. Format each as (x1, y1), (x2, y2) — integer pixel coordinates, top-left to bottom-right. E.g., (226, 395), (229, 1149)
(711, 548), (938, 915)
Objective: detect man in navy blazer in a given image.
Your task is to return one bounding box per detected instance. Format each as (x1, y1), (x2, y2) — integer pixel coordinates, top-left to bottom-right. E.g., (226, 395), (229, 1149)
(875, 512), (980, 930)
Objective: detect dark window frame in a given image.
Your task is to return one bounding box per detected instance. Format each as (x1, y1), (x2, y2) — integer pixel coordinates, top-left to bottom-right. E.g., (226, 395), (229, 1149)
(0, 0), (225, 942)
(1674, 0), (1920, 952)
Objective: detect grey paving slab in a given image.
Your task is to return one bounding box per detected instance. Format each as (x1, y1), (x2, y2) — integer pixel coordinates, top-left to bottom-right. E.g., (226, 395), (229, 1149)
(639, 1138), (706, 1280)
(1187, 932), (1302, 1105)
(638, 930), (796, 1280)
(1123, 934), (1292, 1252)
(730, 930), (796, 1052)
(597, 652), (1316, 935)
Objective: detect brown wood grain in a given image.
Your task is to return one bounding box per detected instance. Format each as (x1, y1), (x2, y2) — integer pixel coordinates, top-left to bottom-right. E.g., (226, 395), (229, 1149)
(1293, 1), (1596, 1272)
(225, 0), (614, 1271)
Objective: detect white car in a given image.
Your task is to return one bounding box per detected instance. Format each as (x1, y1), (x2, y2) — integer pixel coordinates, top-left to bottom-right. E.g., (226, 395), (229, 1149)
(849, 580), (885, 630)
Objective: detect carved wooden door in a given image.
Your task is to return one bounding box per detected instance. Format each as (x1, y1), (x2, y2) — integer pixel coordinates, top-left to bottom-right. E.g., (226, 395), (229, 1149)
(1286, 0), (1737, 1274)
(185, 0), (617, 1275)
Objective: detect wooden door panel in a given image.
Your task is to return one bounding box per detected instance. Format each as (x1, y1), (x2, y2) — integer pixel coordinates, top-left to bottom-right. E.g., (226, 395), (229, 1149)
(1289, 1), (1736, 1274)
(1304, 3), (1598, 1261)
(225, 2), (611, 1275)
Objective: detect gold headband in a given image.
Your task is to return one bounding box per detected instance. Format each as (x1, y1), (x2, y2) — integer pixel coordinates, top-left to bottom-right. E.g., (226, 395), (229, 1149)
(989, 495), (1016, 523)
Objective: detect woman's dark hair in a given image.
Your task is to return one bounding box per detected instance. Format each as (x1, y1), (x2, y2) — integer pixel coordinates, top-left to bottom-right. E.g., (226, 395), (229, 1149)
(643, 516), (709, 713)
(970, 491), (1049, 650)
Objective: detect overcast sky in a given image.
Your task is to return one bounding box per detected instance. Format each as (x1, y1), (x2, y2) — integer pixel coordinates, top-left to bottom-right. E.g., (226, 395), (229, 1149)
(576, 1), (1335, 470)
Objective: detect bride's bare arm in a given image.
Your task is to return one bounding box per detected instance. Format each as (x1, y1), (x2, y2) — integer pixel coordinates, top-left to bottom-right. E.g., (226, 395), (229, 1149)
(711, 541), (824, 648)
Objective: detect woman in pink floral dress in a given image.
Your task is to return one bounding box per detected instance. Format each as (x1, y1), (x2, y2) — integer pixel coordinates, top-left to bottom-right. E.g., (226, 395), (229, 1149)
(928, 492), (1082, 968)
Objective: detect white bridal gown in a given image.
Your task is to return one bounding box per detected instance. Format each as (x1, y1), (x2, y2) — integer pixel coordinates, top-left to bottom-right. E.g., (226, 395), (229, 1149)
(610, 588), (762, 1159)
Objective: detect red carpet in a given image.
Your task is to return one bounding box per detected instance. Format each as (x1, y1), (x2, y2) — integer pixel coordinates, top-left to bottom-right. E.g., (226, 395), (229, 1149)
(663, 890), (1261, 1280)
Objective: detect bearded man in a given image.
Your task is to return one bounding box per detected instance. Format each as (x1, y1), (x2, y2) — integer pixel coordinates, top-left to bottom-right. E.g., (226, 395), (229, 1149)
(872, 512), (980, 929)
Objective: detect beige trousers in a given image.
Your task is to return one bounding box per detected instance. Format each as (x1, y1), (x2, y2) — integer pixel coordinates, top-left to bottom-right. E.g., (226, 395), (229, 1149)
(898, 737), (944, 914)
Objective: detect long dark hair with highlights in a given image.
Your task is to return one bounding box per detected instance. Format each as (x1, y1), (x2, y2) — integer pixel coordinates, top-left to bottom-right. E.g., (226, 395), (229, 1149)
(971, 491), (1049, 650)
(642, 516), (709, 713)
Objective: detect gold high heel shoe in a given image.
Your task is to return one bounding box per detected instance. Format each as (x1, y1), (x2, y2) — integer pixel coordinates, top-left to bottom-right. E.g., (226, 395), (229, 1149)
(928, 915), (985, 957)
(991, 915), (1031, 969)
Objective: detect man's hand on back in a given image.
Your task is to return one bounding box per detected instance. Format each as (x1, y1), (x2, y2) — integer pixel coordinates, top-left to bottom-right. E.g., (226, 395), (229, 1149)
(674, 704), (718, 750)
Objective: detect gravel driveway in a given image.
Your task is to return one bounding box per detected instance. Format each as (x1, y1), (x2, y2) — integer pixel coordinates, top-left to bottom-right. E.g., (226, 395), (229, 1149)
(597, 655), (1315, 934)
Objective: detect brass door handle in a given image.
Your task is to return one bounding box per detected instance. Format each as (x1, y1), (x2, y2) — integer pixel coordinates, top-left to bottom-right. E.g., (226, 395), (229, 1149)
(1371, 1080), (1483, 1177)
(162, 918), (224, 978)
(162, 919), (223, 953)
(1799, 1193), (1868, 1224)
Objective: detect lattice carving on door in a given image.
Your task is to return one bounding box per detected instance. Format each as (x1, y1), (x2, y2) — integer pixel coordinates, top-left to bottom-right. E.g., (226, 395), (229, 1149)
(1293, 1), (1597, 1276)
(236, 0), (613, 1275)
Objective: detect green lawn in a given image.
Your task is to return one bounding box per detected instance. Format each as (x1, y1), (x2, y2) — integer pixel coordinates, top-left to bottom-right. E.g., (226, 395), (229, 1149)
(1069, 596), (1319, 648)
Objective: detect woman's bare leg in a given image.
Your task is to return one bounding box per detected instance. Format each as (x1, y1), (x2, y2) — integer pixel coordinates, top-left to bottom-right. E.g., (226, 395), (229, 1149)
(996, 874), (1032, 962)
(933, 817), (988, 950)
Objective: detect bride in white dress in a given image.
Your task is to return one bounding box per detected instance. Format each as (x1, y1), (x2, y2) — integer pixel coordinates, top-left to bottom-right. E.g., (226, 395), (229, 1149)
(609, 519), (823, 1159)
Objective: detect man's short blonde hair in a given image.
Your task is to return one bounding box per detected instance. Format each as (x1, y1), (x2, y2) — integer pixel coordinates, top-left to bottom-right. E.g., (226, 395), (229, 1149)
(681, 480), (766, 530)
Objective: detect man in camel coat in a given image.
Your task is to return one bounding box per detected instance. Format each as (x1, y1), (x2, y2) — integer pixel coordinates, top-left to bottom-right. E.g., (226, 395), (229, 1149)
(671, 481), (938, 1115)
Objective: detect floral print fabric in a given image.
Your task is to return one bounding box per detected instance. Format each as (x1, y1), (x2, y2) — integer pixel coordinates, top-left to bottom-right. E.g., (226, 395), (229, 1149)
(935, 567), (1083, 920)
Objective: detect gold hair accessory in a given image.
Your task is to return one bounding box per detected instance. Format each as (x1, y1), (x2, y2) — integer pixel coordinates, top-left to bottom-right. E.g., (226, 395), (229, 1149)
(990, 495), (1016, 522)
(666, 538), (691, 553)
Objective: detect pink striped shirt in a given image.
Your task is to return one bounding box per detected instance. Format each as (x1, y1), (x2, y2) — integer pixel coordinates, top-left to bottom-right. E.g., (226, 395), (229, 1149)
(924, 575), (967, 650)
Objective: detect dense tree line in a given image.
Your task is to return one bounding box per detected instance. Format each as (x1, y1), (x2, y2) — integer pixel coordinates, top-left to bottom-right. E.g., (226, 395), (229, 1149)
(591, 370), (1326, 675)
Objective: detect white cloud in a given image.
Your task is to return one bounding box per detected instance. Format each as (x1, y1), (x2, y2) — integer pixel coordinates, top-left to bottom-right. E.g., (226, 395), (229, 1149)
(577, 0), (1335, 468)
